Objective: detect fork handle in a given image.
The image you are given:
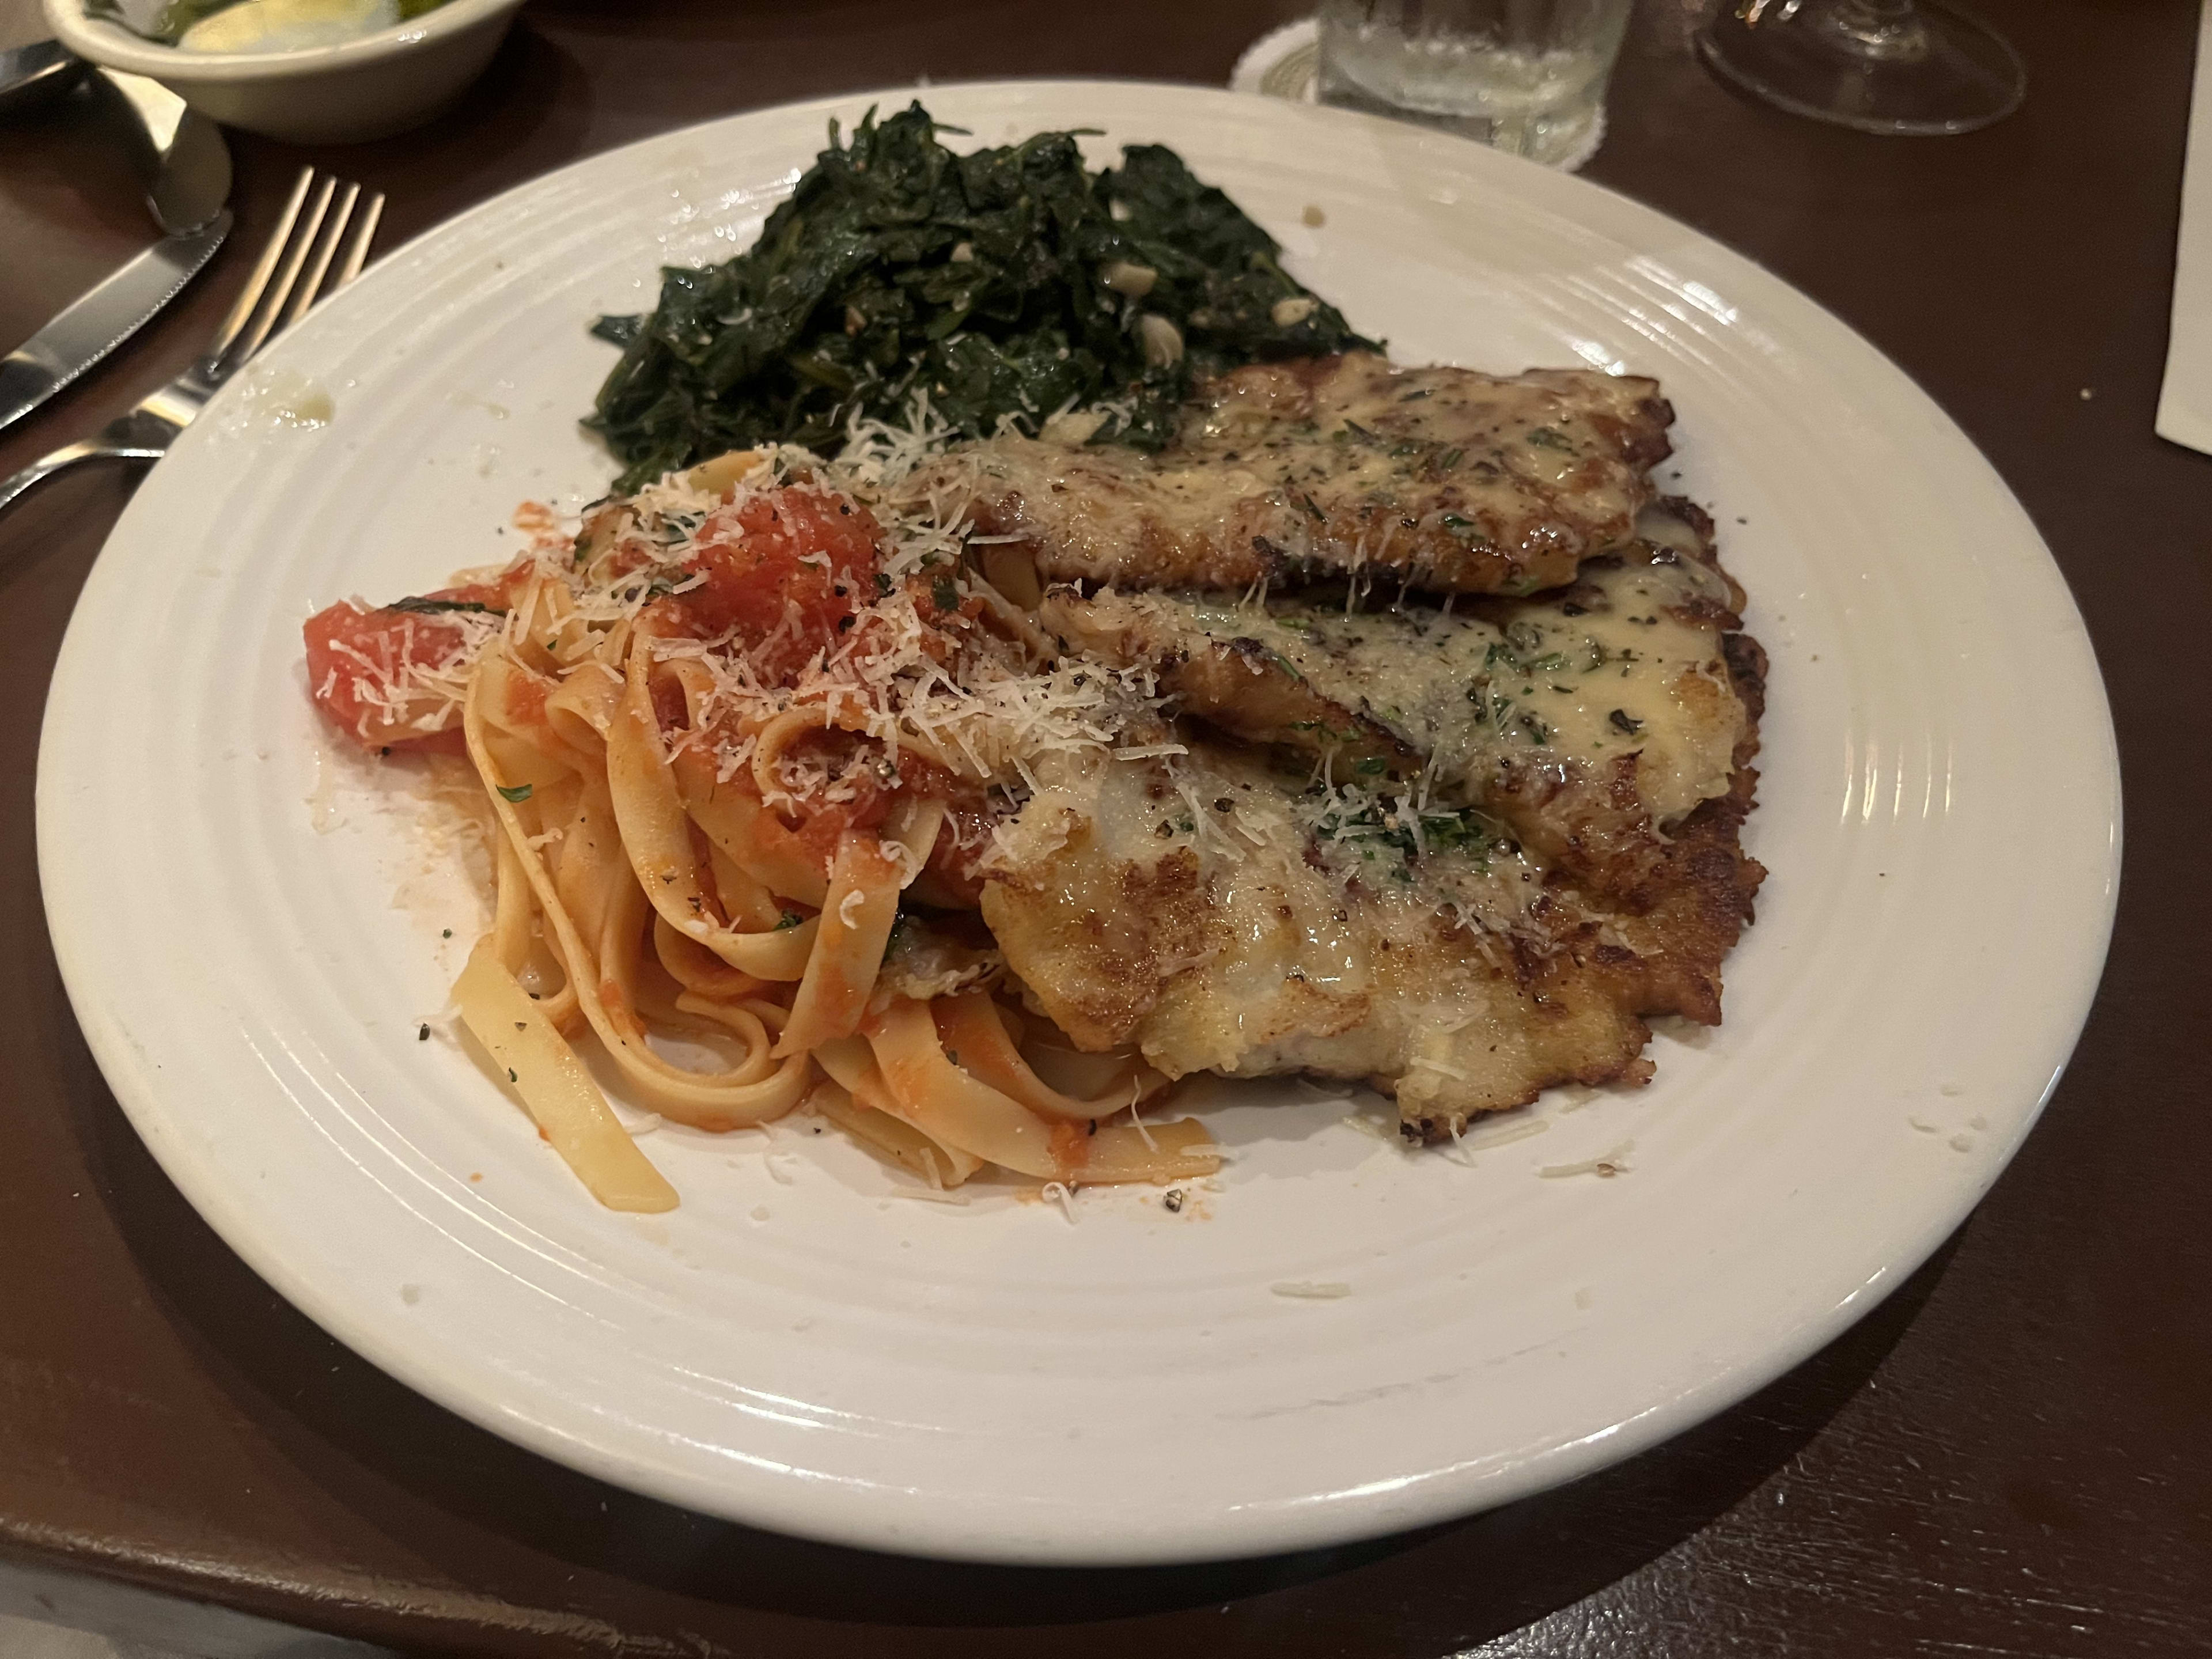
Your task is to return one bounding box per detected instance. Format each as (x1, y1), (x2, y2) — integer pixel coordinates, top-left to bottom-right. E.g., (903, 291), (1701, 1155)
(0, 441), (164, 521)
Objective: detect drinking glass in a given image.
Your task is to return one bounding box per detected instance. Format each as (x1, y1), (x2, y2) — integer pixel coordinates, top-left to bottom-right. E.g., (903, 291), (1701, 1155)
(1696, 0), (2024, 135)
(1316, 0), (1635, 169)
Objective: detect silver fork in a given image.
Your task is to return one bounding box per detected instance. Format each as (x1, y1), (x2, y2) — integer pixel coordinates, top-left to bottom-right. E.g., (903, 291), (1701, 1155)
(0, 168), (384, 519)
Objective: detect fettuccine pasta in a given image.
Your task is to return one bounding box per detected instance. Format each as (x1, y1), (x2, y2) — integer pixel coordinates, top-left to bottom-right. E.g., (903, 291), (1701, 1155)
(304, 444), (1217, 1211)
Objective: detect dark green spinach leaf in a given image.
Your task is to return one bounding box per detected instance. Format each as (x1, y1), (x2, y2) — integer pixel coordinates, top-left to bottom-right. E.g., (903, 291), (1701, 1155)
(588, 104), (1375, 490)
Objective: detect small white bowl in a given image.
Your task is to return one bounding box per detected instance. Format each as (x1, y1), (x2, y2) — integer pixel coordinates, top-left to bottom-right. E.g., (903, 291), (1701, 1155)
(44, 0), (526, 144)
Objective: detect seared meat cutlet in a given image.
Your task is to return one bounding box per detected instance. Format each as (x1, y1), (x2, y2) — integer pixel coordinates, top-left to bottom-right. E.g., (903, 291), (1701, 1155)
(910, 352), (1674, 596)
(980, 711), (1764, 1137)
(1043, 499), (1752, 907)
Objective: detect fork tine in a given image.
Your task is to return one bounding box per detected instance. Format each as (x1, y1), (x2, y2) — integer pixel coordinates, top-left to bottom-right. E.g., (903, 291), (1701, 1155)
(206, 167), (313, 362)
(278, 181), (358, 333)
(228, 173), (335, 365)
(334, 191), (384, 290)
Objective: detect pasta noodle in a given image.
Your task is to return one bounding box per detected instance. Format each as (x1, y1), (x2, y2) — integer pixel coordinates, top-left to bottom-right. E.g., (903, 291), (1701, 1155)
(304, 445), (1220, 1210)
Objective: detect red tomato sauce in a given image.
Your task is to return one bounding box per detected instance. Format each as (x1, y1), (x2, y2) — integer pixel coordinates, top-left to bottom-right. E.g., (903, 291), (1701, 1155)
(922, 801), (995, 907)
(649, 487), (887, 685)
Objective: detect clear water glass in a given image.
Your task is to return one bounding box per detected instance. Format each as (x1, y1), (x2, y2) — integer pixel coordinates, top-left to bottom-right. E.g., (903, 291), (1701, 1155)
(1317, 0), (1634, 168)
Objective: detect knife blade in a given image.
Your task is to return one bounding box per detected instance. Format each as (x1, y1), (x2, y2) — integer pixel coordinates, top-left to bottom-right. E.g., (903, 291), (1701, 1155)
(0, 210), (230, 439)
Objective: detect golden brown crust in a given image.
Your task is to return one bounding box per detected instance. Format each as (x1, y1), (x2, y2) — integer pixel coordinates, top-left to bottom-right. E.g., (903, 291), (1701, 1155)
(927, 354), (1676, 596)
(973, 383), (1762, 1142)
(980, 834), (1211, 1051)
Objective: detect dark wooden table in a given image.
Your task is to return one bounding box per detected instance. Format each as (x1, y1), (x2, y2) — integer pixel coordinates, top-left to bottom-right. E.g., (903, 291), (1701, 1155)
(3, 2), (2206, 1654)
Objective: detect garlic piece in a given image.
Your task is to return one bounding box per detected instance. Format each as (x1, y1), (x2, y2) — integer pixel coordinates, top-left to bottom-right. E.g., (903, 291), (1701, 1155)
(1102, 260), (1158, 298)
(1138, 314), (1184, 368)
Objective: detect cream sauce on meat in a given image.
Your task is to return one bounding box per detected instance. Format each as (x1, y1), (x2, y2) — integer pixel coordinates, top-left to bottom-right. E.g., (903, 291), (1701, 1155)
(1195, 543), (1743, 827)
(1057, 522), (1746, 835)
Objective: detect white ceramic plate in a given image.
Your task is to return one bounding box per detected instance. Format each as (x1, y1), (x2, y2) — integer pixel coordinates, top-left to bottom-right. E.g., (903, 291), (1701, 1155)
(37, 82), (2119, 1566)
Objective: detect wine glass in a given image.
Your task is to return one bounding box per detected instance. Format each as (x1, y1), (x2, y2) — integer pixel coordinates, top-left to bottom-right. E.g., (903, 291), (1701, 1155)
(1697, 0), (2025, 136)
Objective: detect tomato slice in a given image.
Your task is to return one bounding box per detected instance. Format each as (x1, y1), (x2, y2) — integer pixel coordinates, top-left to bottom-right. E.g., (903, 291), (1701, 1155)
(304, 560), (532, 752)
(304, 601), (479, 751)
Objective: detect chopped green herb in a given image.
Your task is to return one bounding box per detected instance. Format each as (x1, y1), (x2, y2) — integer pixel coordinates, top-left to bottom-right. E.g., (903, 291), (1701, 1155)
(388, 596), (494, 616)
(1608, 709), (1643, 736)
(496, 783), (534, 804)
(775, 910), (806, 930)
(931, 575), (960, 612)
(873, 571), (893, 596)
(1526, 426), (1574, 451)
(1310, 794), (1497, 876)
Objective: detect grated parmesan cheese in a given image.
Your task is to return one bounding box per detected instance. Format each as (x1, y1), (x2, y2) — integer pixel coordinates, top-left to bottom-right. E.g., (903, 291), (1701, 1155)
(1539, 1139), (1635, 1179)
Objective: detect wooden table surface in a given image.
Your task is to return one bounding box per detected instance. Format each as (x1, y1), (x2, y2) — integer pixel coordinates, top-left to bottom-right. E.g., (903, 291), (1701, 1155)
(3, 2), (2206, 1654)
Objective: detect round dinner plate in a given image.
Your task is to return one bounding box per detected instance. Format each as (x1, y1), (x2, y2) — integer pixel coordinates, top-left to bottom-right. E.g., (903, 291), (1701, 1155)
(37, 82), (2120, 1566)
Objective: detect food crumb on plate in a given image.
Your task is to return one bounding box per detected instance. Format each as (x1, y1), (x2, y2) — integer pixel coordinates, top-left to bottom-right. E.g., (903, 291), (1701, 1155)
(1271, 1281), (1352, 1300)
(1539, 1140), (1634, 1179)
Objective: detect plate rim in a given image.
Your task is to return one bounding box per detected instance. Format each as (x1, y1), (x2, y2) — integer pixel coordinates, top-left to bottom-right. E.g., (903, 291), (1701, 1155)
(36, 77), (2123, 1565)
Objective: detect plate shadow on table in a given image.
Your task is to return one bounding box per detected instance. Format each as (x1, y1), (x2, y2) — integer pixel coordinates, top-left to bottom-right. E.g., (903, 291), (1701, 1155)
(54, 964), (1958, 1644)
